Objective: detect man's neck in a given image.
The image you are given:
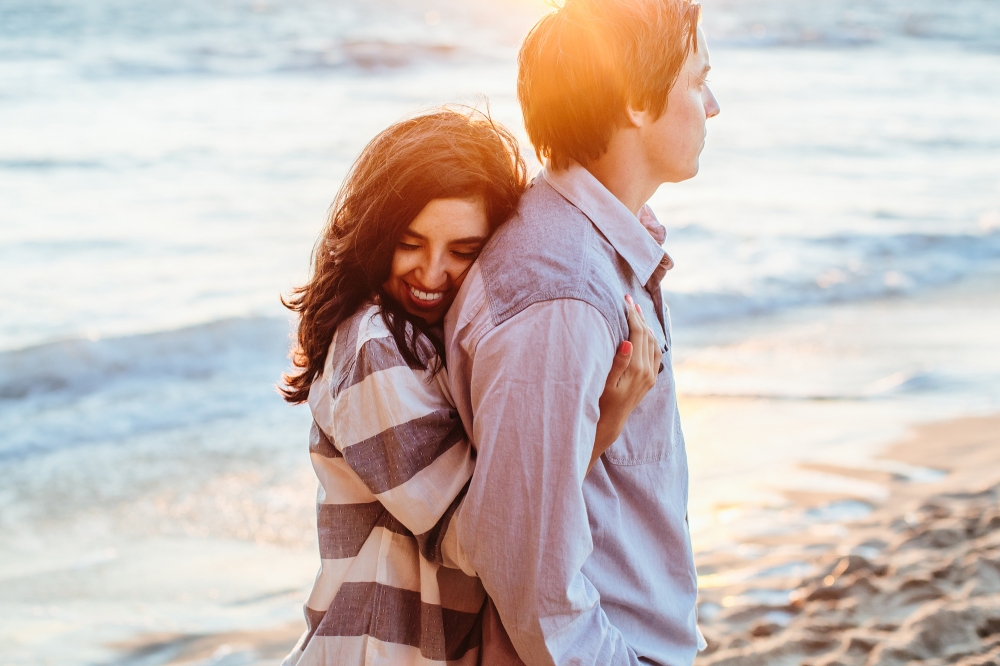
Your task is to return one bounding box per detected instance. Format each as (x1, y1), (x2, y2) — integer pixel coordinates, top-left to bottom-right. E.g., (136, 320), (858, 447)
(583, 132), (657, 217)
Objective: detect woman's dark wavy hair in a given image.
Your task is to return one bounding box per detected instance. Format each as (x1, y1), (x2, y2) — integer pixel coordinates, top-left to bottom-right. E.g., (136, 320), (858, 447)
(280, 108), (527, 404)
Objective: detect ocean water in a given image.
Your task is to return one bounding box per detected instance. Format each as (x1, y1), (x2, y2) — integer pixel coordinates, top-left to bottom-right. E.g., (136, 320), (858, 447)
(1, 0), (999, 662)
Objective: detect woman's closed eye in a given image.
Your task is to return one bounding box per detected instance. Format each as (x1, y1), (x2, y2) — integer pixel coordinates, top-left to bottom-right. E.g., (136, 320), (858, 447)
(398, 241), (421, 251)
(450, 244), (483, 260)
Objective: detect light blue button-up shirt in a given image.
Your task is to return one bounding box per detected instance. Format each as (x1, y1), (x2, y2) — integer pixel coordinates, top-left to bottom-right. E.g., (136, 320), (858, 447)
(444, 162), (703, 666)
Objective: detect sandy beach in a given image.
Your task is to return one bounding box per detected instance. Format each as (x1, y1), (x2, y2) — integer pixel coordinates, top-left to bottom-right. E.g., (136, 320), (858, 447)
(695, 414), (1000, 666)
(98, 413), (1000, 666)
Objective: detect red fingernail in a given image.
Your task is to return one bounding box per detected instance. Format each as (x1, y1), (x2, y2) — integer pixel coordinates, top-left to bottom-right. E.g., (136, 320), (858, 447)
(619, 341), (632, 355)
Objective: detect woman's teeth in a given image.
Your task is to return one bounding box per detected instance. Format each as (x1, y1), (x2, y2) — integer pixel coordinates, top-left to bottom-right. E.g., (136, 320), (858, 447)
(408, 285), (444, 303)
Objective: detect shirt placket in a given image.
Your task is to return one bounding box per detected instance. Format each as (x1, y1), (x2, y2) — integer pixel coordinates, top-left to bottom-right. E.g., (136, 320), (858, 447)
(644, 255), (672, 353)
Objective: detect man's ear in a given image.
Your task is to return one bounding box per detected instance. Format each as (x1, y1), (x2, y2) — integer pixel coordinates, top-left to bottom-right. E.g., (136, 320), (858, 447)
(624, 104), (647, 129)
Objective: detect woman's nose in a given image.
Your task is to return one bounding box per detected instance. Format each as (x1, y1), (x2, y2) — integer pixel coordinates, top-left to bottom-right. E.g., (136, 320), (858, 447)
(417, 253), (449, 289)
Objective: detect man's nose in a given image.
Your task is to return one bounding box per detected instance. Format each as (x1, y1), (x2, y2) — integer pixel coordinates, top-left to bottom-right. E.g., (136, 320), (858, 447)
(705, 86), (720, 119)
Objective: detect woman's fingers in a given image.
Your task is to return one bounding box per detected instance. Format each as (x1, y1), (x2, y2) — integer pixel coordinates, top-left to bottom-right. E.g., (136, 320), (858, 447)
(626, 294), (647, 327)
(651, 333), (663, 385)
(624, 295), (661, 385)
(605, 340), (633, 389)
(625, 298), (648, 369)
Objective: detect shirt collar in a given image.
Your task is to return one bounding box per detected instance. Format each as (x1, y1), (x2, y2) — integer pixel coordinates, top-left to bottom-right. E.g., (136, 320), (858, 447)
(542, 161), (673, 287)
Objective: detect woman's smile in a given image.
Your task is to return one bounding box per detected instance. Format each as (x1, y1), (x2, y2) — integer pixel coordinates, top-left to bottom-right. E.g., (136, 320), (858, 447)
(404, 282), (447, 306)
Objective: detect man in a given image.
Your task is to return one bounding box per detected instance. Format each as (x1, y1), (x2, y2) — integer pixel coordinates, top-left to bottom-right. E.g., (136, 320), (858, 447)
(444, 0), (719, 663)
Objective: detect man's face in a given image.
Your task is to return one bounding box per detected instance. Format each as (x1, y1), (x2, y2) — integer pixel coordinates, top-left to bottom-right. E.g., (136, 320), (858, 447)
(639, 26), (719, 183)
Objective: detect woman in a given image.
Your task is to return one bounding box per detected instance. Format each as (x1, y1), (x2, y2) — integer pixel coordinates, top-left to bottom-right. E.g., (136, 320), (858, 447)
(280, 109), (661, 666)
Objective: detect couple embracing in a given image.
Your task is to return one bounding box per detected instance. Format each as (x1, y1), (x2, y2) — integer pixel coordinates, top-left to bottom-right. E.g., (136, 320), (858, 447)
(280, 0), (720, 664)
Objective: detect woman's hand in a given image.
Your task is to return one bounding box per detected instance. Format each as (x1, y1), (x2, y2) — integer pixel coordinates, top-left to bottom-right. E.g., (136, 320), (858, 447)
(589, 295), (663, 475)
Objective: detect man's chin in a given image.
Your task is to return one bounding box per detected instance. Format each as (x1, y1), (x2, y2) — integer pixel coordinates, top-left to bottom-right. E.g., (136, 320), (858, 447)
(663, 162), (700, 184)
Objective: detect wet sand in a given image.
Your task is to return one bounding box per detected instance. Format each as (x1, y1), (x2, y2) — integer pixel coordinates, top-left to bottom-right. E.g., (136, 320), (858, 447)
(695, 414), (1000, 666)
(105, 624), (302, 665)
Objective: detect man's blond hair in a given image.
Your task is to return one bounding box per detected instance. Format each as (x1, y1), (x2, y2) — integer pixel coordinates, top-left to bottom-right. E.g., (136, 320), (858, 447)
(518, 0), (701, 169)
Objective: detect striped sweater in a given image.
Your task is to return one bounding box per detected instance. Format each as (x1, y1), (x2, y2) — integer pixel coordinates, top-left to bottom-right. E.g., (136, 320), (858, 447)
(283, 303), (484, 666)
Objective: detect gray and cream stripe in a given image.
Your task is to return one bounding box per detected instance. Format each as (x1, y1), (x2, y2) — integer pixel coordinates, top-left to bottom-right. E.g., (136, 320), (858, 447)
(282, 303), (484, 666)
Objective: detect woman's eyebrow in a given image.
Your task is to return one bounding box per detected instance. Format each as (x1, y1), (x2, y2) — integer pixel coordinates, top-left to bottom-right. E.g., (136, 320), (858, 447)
(400, 230), (487, 244)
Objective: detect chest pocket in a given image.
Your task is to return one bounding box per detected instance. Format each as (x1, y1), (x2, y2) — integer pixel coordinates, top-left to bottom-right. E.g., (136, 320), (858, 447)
(603, 363), (678, 465)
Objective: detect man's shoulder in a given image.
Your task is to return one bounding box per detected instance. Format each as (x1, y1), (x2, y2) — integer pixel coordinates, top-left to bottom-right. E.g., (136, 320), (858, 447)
(484, 177), (595, 260)
(478, 178), (624, 330)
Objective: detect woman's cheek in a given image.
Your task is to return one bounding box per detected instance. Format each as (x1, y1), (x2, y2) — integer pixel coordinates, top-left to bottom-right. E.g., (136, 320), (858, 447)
(389, 249), (404, 276)
(392, 251), (417, 279)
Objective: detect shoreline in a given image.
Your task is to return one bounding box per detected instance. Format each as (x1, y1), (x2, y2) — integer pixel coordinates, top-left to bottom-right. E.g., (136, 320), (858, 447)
(680, 269), (1000, 555)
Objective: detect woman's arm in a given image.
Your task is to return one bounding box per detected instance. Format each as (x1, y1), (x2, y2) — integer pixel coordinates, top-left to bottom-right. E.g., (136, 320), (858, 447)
(326, 325), (475, 555)
(589, 295), (662, 475)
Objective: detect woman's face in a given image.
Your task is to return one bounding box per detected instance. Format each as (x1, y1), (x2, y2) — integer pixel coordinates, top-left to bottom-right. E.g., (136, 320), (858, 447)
(383, 197), (489, 324)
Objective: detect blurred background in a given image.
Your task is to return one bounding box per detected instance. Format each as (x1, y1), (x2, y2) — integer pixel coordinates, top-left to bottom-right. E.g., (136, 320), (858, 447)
(1, 0), (998, 663)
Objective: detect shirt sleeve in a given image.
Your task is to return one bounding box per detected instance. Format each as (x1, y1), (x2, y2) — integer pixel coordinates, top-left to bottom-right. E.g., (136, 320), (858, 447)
(327, 332), (476, 568)
(455, 299), (639, 666)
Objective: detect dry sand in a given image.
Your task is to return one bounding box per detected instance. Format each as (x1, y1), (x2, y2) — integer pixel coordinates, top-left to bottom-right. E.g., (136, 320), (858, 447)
(695, 414), (1000, 666)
